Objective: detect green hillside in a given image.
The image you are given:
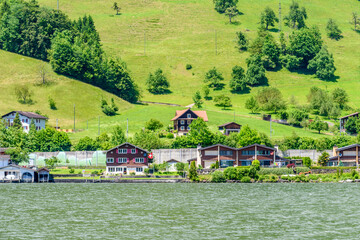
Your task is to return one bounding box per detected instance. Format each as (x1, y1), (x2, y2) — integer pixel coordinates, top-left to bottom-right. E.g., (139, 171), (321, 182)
(37, 0), (360, 114)
(1, 0), (359, 143)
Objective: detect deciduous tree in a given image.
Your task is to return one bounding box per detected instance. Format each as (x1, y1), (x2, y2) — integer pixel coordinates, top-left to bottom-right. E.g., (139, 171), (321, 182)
(213, 0), (238, 13)
(307, 46), (336, 80)
(235, 31), (248, 51)
(260, 7), (278, 30)
(310, 117), (329, 134)
(229, 65), (246, 92)
(284, 1), (307, 29)
(145, 119), (164, 131)
(146, 68), (170, 94)
(256, 87), (286, 113)
(204, 67), (224, 89)
(193, 91), (203, 108)
(326, 18), (342, 40)
(225, 6), (239, 23)
(214, 94), (232, 109)
(245, 96), (259, 113)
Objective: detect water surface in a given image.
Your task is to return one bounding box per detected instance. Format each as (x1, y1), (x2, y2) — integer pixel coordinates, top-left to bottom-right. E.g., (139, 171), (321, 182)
(1, 183), (359, 239)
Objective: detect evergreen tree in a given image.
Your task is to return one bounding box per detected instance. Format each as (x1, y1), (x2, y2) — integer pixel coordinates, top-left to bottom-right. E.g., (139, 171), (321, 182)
(146, 68), (170, 94)
(229, 65), (246, 92)
(284, 1), (307, 29)
(260, 7), (278, 30)
(235, 31), (248, 51)
(189, 161), (198, 181)
(318, 152), (329, 166)
(308, 46), (336, 80)
(279, 32), (287, 54)
(326, 18), (342, 40)
(12, 113), (22, 130)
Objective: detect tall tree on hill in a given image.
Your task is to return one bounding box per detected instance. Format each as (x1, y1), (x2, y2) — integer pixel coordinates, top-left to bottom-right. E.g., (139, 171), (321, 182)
(332, 88), (348, 109)
(146, 68), (170, 94)
(256, 87), (286, 113)
(112, 2), (121, 15)
(229, 65), (246, 92)
(260, 7), (278, 30)
(204, 67), (224, 90)
(225, 6), (239, 23)
(351, 12), (359, 31)
(307, 46), (336, 80)
(326, 19), (342, 40)
(193, 91), (203, 108)
(235, 31), (248, 51)
(245, 54), (266, 86)
(213, 0), (238, 13)
(284, 1), (307, 29)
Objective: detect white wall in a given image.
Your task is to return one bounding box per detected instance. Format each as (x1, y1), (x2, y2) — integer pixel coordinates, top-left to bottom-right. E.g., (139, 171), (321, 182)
(2, 113), (46, 133)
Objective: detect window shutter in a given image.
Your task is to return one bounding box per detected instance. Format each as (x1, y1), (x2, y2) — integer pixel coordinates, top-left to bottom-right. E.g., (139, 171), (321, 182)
(127, 149), (131, 154)
(127, 158), (129, 164)
(136, 149), (138, 153)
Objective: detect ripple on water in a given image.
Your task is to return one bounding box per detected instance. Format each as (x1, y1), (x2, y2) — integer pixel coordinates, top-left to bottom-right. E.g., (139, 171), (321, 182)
(1, 183), (360, 239)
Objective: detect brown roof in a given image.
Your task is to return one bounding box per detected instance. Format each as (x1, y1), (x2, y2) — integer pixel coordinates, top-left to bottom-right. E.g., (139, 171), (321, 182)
(218, 122), (241, 127)
(339, 112), (359, 120)
(37, 167), (50, 172)
(2, 111), (47, 119)
(171, 108), (208, 121)
(165, 159), (180, 163)
(106, 142), (150, 154)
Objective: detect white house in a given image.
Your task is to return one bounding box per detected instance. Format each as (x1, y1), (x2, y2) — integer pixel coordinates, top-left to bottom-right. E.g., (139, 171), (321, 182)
(2, 111), (47, 133)
(0, 165), (36, 182)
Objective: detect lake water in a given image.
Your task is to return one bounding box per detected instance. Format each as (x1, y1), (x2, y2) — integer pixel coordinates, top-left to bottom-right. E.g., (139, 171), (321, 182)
(1, 183), (360, 239)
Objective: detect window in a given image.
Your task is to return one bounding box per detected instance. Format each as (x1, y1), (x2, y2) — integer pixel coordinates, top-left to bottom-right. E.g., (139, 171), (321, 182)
(187, 114), (191, 118)
(135, 158), (144, 163)
(187, 120), (191, 124)
(220, 150), (233, 156)
(241, 160), (252, 166)
(220, 160), (234, 168)
(136, 167), (143, 172)
(108, 167), (115, 172)
(131, 149), (136, 154)
(25, 119), (28, 123)
(22, 119), (24, 123)
(187, 126), (190, 130)
(118, 149), (127, 154)
(257, 150), (270, 155)
(180, 126), (185, 130)
(116, 167), (123, 172)
(118, 158), (127, 163)
(242, 150), (255, 155)
(107, 158), (114, 163)
(181, 120), (185, 124)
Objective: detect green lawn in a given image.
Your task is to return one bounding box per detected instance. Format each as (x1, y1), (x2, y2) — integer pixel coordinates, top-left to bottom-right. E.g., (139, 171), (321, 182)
(1, 0), (359, 143)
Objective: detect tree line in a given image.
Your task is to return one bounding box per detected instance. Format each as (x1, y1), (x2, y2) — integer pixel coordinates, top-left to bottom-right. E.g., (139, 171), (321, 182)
(0, 0), (139, 103)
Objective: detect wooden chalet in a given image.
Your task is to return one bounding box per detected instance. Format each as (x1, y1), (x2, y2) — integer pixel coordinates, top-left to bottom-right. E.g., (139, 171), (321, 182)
(171, 108), (208, 135)
(105, 142), (150, 175)
(218, 122), (242, 135)
(196, 143), (285, 169)
(328, 144), (360, 167)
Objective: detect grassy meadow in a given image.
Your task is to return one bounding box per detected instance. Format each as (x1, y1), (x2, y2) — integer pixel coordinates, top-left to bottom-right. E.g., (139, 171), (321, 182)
(1, 0), (359, 143)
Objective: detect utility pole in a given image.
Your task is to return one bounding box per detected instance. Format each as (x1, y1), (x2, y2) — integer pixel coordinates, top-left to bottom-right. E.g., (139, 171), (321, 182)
(270, 116), (272, 138)
(87, 120), (88, 130)
(144, 32), (146, 55)
(126, 118), (129, 139)
(233, 111), (235, 121)
(57, 0), (59, 10)
(278, 0), (282, 32)
(56, 119), (58, 129)
(98, 116), (100, 135)
(73, 104), (75, 131)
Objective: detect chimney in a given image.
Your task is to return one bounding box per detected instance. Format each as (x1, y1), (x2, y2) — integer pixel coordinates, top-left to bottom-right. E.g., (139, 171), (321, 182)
(196, 144), (202, 167)
(333, 145), (338, 157)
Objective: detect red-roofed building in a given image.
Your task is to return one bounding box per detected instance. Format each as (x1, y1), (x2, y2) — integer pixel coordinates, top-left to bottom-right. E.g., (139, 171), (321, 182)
(171, 108), (208, 135)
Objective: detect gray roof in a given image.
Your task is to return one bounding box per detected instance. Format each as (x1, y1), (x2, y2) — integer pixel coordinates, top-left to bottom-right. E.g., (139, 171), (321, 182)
(339, 112), (359, 120)
(336, 144), (360, 152)
(218, 122), (241, 127)
(199, 144), (238, 151)
(2, 111), (47, 119)
(0, 155), (10, 160)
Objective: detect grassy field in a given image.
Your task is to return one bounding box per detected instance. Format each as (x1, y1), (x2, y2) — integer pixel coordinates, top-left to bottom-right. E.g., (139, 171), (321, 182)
(37, 0), (360, 111)
(1, 0), (359, 143)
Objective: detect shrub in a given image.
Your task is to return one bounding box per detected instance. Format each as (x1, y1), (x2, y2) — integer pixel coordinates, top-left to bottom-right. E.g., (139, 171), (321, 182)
(49, 97), (57, 110)
(186, 64), (192, 70)
(241, 176), (251, 183)
(258, 175), (266, 182)
(211, 170), (226, 183)
(91, 170), (99, 175)
(69, 169), (75, 174)
(166, 133), (174, 139)
(101, 98), (118, 116)
(248, 166), (258, 180)
(189, 161), (199, 181)
(268, 174), (278, 182)
(224, 167), (238, 180)
(281, 175), (289, 181)
(252, 159), (260, 171)
(308, 174), (319, 181)
(130, 172), (136, 176)
(258, 168), (293, 176)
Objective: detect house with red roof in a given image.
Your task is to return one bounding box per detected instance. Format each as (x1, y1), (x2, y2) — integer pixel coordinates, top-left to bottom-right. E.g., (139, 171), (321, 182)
(171, 108), (208, 135)
(105, 142), (150, 175)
